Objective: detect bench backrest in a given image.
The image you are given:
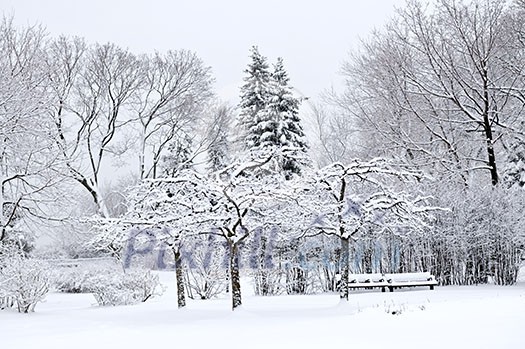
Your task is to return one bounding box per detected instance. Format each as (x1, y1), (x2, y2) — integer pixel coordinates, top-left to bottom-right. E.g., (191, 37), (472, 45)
(349, 273), (384, 283)
(384, 272), (434, 282)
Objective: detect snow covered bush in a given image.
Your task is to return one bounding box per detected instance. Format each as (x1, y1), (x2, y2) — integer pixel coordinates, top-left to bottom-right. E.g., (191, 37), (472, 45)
(427, 183), (525, 285)
(52, 264), (163, 306)
(54, 268), (104, 293)
(184, 236), (228, 300)
(87, 269), (163, 306)
(54, 270), (86, 293)
(121, 269), (164, 303)
(90, 279), (134, 307)
(0, 257), (51, 313)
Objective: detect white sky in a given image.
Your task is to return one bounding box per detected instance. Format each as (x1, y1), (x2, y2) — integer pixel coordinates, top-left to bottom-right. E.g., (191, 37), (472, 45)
(2, 0), (406, 103)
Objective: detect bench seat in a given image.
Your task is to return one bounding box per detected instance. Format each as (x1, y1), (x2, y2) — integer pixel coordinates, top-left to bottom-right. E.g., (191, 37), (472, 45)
(346, 272), (438, 292)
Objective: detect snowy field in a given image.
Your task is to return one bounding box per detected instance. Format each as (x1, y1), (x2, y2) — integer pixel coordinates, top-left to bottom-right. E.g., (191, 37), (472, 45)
(2, 272), (525, 349)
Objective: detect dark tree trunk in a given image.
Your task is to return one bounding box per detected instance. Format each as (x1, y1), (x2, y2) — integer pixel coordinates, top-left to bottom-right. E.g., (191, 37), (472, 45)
(229, 243), (242, 310)
(340, 237), (350, 300)
(225, 264), (230, 293)
(76, 177), (104, 214)
(174, 249), (186, 308)
(287, 265), (307, 294)
(483, 119), (498, 186)
(482, 68), (498, 185)
(255, 235), (269, 296)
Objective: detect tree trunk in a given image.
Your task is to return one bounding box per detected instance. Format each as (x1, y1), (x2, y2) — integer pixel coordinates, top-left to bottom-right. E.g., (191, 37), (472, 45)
(229, 243), (242, 310)
(340, 237), (350, 300)
(286, 264), (307, 295)
(174, 249), (186, 308)
(0, 160), (5, 241)
(138, 128), (146, 180)
(483, 118), (498, 185)
(225, 264), (230, 293)
(75, 176), (109, 217)
(482, 67), (498, 186)
(255, 235), (269, 296)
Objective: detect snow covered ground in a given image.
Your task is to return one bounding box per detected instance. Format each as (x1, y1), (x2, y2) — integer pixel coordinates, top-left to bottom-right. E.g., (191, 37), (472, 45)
(2, 271), (525, 349)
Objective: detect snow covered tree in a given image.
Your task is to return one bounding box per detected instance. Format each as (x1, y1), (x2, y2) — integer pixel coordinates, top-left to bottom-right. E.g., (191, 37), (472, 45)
(239, 49), (308, 177)
(90, 174), (205, 309)
(49, 42), (143, 218)
(237, 57), (311, 291)
(268, 57), (308, 176)
(132, 50), (213, 180)
(202, 156), (274, 310)
(337, 0), (525, 187)
(92, 147), (299, 311)
(0, 17), (66, 249)
(302, 159), (436, 300)
(238, 46), (271, 150)
(179, 148), (296, 309)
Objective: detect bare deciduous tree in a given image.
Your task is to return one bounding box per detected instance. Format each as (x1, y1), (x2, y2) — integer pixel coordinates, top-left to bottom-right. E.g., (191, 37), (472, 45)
(133, 50), (213, 179)
(50, 42), (142, 217)
(0, 17), (65, 244)
(337, 0), (525, 186)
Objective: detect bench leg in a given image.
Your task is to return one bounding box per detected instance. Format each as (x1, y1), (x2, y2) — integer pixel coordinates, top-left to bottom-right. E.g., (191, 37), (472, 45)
(388, 286), (394, 292)
(430, 285), (434, 290)
(381, 287), (385, 292)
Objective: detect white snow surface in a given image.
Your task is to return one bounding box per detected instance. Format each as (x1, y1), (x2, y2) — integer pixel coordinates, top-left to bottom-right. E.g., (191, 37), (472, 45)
(2, 271), (524, 349)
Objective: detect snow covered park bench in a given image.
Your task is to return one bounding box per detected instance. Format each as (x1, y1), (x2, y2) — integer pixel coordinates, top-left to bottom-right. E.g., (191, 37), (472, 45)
(346, 272), (437, 293)
(347, 273), (390, 292)
(384, 272), (438, 292)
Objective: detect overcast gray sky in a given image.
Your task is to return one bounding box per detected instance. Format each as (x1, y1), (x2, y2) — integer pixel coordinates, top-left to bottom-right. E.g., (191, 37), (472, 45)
(2, 0), (406, 102)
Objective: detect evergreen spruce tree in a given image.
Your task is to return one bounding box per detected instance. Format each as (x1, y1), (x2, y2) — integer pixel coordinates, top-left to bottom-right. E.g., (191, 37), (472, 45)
(238, 49), (308, 176)
(238, 46), (271, 149)
(269, 57), (308, 175)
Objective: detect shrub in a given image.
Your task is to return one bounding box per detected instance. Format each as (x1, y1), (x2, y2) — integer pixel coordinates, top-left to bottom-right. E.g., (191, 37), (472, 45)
(185, 238), (228, 300)
(86, 268), (163, 306)
(54, 268), (104, 293)
(0, 258), (51, 313)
